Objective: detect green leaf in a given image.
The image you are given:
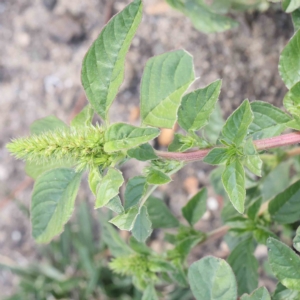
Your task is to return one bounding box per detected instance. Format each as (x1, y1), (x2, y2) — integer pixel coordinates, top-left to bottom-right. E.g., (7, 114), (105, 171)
(248, 101), (290, 139)
(168, 133), (196, 152)
(240, 287), (271, 300)
(127, 143), (157, 161)
(142, 284), (159, 300)
(95, 168), (124, 208)
(30, 115), (68, 135)
(166, 0), (238, 34)
(124, 176), (147, 210)
(88, 167), (102, 195)
(273, 283), (300, 300)
(282, 0), (300, 13)
(106, 196), (124, 214)
(188, 256), (237, 300)
(227, 238), (258, 295)
(279, 30), (300, 89)
(81, 0), (142, 121)
(109, 206), (139, 230)
(31, 168), (82, 243)
(222, 100), (253, 145)
(253, 225), (277, 245)
(268, 180), (300, 224)
(132, 206), (152, 242)
(243, 139), (262, 177)
(284, 81), (300, 120)
(146, 169), (171, 185)
(145, 196), (179, 228)
(247, 197), (262, 220)
(104, 123), (160, 152)
(203, 147), (231, 165)
(293, 226), (300, 252)
(140, 50), (195, 128)
(177, 80), (222, 132)
(71, 105), (94, 128)
(292, 9), (300, 31)
(182, 188), (207, 226)
(267, 237), (300, 291)
(222, 159), (245, 214)
(129, 236), (152, 255)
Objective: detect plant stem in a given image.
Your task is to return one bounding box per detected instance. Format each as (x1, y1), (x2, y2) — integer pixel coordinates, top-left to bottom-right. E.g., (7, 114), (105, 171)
(156, 132), (300, 162)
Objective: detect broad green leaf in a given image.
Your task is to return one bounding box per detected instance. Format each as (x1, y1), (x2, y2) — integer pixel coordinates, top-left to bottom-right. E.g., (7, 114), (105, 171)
(222, 100), (253, 145)
(267, 237), (300, 291)
(127, 143), (157, 161)
(30, 115), (67, 135)
(283, 81), (300, 124)
(227, 238), (258, 295)
(88, 167), (102, 195)
(168, 133), (196, 152)
(203, 147), (231, 165)
(99, 218), (132, 257)
(248, 101), (290, 139)
(222, 159), (245, 214)
(145, 196), (179, 228)
(282, 0), (300, 13)
(167, 0), (238, 34)
(106, 196), (124, 214)
(109, 206), (139, 230)
(182, 188), (207, 226)
(268, 180), (300, 224)
(141, 50), (195, 128)
(202, 103), (224, 144)
(71, 105), (94, 128)
(177, 80), (222, 132)
(188, 256), (237, 300)
(124, 176), (147, 210)
(31, 168), (82, 243)
(293, 226), (300, 252)
(146, 169), (171, 185)
(81, 0), (142, 121)
(273, 283), (300, 300)
(240, 287), (270, 300)
(142, 284), (159, 300)
(104, 123), (160, 152)
(292, 9), (300, 31)
(132, 206), (152, 242)
(279, 30), (300, 89)
(243, 139), (262, 177)
(95, 168), (124, 208)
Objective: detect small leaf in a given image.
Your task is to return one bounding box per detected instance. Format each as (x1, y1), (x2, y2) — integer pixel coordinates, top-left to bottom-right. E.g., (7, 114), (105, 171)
(182, 188), (207, 226)
(141, 50), (195, 128)
(31, 168), (82, 243)
(222, 159), (245, 214)
(30, 115), (68, 135)
(106, 196), (124, 214)
(132, 206), (152, 242)
(188, 256), (237, 300)
(293, 226), (300, 252)
(104, 123), (160, 152)
(145, 196), (179, 228)
(222, 100), (253, 146)
(109, 206), (139, 230)
(95, 168), (124, 208)
(243, 139), (262, 177)
(279, 30), (300, 89)
(142, 284), (159, 300)
(227, 238), (258, 295)
(282, 0), (300, 13)
(71, 105), (94, 128)
(284, 81), (300, 119)
(203, 147), (231, 165)
(81, 0), (142, 121)
(240, 287), (271, 300)
(253, 225), (277, 245)
(124, 176), (147, 210)
(247, 197), (262, 220)
(168, 133), (196, 152)
(147, 169), (171, 185)
(177, 79), (222, 132)
(129, 236), (152, 255)
(267, 237), (300, 291)
(292, 9), (300, 31)
(268, 180), (300, 224)
(127, 143), (157, 161)
(88, 168), (102, 195)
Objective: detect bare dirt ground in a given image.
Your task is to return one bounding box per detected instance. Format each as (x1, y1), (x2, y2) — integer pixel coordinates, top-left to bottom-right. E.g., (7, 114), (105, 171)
(0, 0), (294, 297)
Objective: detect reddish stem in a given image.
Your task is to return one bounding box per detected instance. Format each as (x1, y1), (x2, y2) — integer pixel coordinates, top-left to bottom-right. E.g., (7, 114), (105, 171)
(156, 132), (300, 162)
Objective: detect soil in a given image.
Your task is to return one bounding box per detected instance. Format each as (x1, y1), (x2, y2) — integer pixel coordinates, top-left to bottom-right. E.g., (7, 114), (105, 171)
(0, 0), (294, 297)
